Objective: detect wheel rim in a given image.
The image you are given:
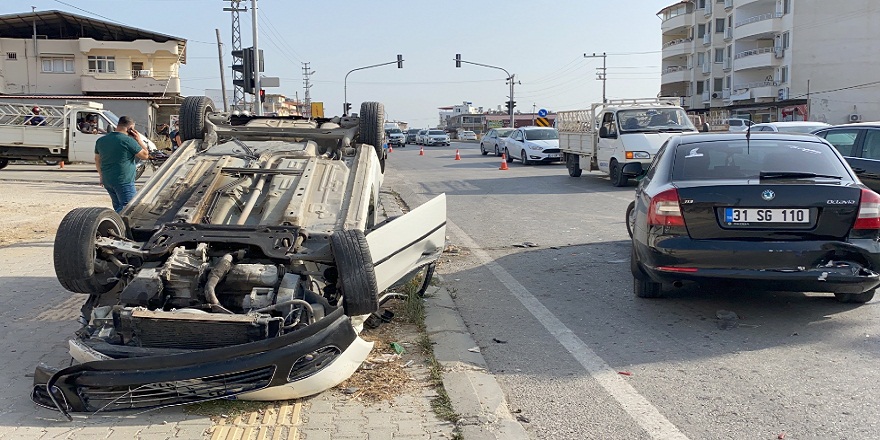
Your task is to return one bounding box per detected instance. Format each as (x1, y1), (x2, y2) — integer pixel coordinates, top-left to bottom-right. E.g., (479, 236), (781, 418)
(627, 206), (636, 236)
(611, 162), (619, 181)
(521, 151), (527, 164)
(93, 217), (124, 283)
(495, 145), (499, 155)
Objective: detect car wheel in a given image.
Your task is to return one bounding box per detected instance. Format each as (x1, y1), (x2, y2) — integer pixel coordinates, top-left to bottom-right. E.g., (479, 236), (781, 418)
(44, 160), (59, 166)
(54, 207), (126, 294)
(610, 160), (628, 187)
(330, 229), (380, 316)
(521, 150), (530, 166)
(634, 277), (662, 298)
(0, 159), (8, 170)
(626, 201), (636, 239)
(505, 148), (514, 163)
(834, 290), (875, 303)
(494, 145), (501, 157)
(567, 154), (582, 177)
(359, 102), (386, 173)
(179, 96), (215, 141)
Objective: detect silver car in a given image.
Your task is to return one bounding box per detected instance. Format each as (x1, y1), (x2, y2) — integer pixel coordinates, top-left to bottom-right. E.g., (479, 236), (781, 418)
(424, 129), (450, 146)
(480, 128), (514, 157)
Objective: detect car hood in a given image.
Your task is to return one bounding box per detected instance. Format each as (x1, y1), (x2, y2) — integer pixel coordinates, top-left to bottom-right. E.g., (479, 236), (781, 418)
(526, 140), (559, 148)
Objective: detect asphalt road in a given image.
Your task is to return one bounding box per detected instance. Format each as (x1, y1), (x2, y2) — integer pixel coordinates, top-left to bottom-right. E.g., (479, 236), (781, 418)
(385, 141), (880, 440)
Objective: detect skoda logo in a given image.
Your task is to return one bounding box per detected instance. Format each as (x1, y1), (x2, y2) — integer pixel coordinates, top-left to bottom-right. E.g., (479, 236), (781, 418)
(762, 189), (776, 201)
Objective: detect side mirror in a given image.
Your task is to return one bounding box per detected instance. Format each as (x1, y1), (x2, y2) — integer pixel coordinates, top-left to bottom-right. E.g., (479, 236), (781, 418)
(621, 162), (644, 177)
(599, 126), (617, 139)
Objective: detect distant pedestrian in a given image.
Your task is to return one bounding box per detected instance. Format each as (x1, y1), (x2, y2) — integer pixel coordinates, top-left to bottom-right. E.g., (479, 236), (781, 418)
(169, 125), (182, 150)
(25, 106), (45, 126)
(94, 116), (150, 212)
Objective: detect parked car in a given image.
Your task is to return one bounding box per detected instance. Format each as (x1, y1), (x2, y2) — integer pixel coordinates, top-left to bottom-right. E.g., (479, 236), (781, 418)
(416, 129), (428, 145)
(750, 121), (831, 133)
(628, 131), (880, 303)
(813, 122), (880, 193)
(459, 131), (477, 141)
(424, 129), (450, 146)
(31, 96), (447, 416)
(385, 127), (406, 147)
(503, 127), (561, 165)
(405, 128), (421, 144)
(480, 128), (513, 157)
(724, 118), (755, 132)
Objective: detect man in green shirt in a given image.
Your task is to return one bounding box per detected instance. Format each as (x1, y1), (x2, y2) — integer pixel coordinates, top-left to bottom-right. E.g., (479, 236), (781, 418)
(94, 116), (150, 212)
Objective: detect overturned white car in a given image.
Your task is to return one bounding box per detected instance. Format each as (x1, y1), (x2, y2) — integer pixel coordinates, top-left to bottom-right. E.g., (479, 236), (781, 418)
(32, 97), (446, 418)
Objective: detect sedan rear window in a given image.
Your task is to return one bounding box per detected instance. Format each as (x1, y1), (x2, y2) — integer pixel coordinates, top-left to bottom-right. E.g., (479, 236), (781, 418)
(672, 140), (850, 181)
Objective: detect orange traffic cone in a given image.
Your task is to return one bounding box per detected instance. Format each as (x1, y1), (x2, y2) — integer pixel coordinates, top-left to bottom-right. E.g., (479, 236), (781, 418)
(59, 161), (65, 169)
(499, 154), (509, 170)
(419, 146), (424, 156)
(388, 144), (393, 153)
(454, 149), (461, 161)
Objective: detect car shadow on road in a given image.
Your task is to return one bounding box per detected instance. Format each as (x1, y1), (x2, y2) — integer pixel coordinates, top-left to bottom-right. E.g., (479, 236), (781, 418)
(419, 174), (637, 196)
(439, 239), (876, 374)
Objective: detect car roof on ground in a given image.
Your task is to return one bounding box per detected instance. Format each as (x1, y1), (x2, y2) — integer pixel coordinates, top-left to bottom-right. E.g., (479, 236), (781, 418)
(676, 132), (827, 144)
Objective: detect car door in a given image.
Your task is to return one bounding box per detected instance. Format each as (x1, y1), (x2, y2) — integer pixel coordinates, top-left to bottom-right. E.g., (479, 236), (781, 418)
(507, 130), (524, 158)
(70, 111), (107, 162)
(596, 112), (617, 172)
(850, 129), (880, 192)
(484, 129), (496, 148)
(367, 194), (447, 292)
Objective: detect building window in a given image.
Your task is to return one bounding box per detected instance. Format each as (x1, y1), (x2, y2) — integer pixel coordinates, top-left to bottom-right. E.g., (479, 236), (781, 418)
(782, 32), (790, 49)
(780, 66), (789, 84)
(41, 57), (75, 73)
(783, 0), (792, 14)
(697, 0), (706, 9)
(697, 24), (706, 38)
(6, 52), (17, 60)
(715, 18), (725, 33)
(696, 81), (705, 94)
(697, 52), (705, 67)
(714, 49), (724, 63)
(713, 78), (724, 92)
(87, 56), (116, 73)
(725, 76), (731, 88)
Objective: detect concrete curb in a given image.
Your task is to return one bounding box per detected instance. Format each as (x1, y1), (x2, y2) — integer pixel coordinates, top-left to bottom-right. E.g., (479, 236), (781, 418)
(391, 184), (529, 440)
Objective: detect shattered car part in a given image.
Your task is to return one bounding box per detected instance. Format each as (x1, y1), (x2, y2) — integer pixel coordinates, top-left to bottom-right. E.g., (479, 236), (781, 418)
(34, 97), (446, 417)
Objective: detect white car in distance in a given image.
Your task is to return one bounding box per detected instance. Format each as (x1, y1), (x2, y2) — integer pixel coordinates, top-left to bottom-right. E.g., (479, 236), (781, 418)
(749, 121), (832, 133)
(459, 131), (477, 141)
(503, 127), (561, 165)
(424, 130), (450, 146)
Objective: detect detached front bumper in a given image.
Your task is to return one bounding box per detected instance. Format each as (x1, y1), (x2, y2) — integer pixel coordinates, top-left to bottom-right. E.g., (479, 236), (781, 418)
(32, 308), (372, 418)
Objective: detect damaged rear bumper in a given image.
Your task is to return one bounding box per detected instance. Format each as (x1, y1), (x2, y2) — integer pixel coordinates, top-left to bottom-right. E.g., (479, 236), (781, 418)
(32, 308), (372, 418)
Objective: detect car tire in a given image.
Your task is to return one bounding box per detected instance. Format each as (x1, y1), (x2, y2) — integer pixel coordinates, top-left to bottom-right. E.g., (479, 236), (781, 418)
(834, 290), (875, 304)
(330, 229), (380, 316)
(179, 96), (215, 141)
(359, 102), (386, 173)
(44, 160), (59, 166)
(0, 159), (7, 170)
(494, 145), (501, 157)
(626, 201), (636, 239)
(567, 154), (582, 177)
(505, 148), (513, 163)
(630, 246), (662, 298)
(54, 207), (126, 295)
(610, 160), (628, 187)
(521, 150), (530, 166)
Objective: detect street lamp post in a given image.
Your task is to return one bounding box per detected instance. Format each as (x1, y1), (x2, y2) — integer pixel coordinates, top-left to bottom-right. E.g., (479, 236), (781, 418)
(344, 55), (404, 116)
(454, 54), (516, 128)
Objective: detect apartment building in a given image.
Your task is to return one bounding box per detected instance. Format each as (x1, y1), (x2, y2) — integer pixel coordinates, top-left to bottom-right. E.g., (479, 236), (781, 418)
(0, 10), (186, 134)
(658, 0), (880, 124)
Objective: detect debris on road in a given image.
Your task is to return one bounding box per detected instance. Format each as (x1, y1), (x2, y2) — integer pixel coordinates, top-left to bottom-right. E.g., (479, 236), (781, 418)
(390, 342), (406, 354)
(778, 432), (786, 439)
(341, 387), (360, 395)
(617, 371), (633, 376)
(492, 338), (508, 344)
(716, 310), (740, 330)
(513, 242), (540, 248)
(516, 414), (531, 423)
(467, 346), (481, 353)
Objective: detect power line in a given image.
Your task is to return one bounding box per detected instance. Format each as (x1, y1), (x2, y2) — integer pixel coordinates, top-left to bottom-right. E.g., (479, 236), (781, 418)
(791, 80), (880, 99)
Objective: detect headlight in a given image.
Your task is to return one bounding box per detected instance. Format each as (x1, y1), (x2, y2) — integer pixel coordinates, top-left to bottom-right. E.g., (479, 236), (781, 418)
(527, 144), (544, 151)
(626, 151), (650, 159)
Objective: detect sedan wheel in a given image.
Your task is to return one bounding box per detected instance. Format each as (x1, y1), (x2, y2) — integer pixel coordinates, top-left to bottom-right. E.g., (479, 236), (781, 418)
(626, 201), (636, 239)
(494, 145), (501, 157)
(505, 149), (514, 163)
(480, 144), (488, 156)
(521, 150), (530, 165)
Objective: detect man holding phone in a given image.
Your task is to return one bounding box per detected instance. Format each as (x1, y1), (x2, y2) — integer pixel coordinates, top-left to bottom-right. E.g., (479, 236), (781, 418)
(94, 116), (150, 212)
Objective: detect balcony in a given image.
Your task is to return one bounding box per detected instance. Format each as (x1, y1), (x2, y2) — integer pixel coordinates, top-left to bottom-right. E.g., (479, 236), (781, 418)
(661, 66), (692, 84)
(702, 90), (711, 102)
(662, 38), (693, 58)
(724, 27), (733, 41)
(723, 58), (731, 71)
(724, 0), (733, 10)
(701, 62), (711, 74)
(752, 84), (780, 99)
(81, 74), (180, 95)
(661, 12), (694, 33)
(733, 46), (781, 71)
(734, 12), (783, 37)
(722, 88), (731, 99)
(704, 3), (713, 16)
(703, 32), (712, 45)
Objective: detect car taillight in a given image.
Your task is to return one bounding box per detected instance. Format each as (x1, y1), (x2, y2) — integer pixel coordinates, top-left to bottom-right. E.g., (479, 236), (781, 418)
(853, 189), (880, 230)
(648, 188), (684, 227)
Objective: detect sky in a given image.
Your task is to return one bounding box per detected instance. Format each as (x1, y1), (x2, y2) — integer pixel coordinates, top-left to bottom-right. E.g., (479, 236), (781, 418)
(1, 0), (676, 127)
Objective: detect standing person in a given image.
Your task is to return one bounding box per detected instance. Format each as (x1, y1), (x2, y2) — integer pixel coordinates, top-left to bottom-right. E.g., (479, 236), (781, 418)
(94, 116), (149, 212)
(24, 106), (45, 126)
(169, 125), (182, 150)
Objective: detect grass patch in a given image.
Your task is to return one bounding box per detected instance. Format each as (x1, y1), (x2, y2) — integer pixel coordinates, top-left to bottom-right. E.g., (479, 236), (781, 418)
(184, 398), (273, 419)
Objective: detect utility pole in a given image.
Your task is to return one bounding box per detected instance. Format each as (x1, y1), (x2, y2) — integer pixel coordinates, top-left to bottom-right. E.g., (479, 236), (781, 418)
(215, 29), (228, 111)
(250, 0), (262, 115)
(344, 55), (404, 116)
(532, 103), (536, 125)
(584, 52), (607, 103)
(302, 63), (314, 119)
(223, 0), (246, 110)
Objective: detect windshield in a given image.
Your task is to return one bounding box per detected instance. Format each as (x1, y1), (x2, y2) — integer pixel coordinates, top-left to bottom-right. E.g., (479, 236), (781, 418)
(102, 111), (120, 126)
(672, 140), (850, 181)
(524, 129), (558, 140)
(407, 129), (420, 134)
(497, 129), (514, 137)
(429, 130), (445, 135)
(618, 108), (697, 133)
(387, 128), (402, 134)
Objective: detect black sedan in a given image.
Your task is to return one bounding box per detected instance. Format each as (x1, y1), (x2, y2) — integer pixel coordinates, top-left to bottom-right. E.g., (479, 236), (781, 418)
(628, 132), (880, 303)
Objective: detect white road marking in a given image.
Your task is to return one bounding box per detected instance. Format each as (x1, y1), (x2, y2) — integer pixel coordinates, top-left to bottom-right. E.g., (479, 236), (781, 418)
(446, 220), (691, 440)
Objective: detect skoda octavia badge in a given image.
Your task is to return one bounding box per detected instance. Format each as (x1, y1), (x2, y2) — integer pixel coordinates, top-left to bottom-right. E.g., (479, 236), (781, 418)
(762, 189), (776, 201)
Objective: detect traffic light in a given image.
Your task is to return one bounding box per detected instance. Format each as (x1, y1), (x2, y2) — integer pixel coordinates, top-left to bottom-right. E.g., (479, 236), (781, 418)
(232, 47), (255, 94)
(455, 54), (461, 68)
(259, 89), (265, 101)
(397, 54), (403, 68)
(343, 102), (352, 115)
(506, 100), (516, 115)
